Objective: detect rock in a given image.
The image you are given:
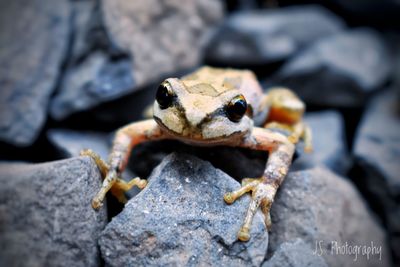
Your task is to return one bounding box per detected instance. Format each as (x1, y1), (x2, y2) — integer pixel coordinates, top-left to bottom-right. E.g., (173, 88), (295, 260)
(0, 157), (107, 267)
(0, 0), (70, 146)
(292, 110), (350, 175)
(50, 53), (135, 120)
(99, 153), (268, 267)
(353, 90), (400, 263)
(268, 167), (390, 267)
(205, 5), (344, 66)
(271, 28), (391, 107)
(262, 239), (328, 267)
(101, 0), (224, 87)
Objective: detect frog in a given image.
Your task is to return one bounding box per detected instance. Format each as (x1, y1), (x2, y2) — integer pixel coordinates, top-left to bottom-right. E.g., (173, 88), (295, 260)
(81, 66), (312, 241)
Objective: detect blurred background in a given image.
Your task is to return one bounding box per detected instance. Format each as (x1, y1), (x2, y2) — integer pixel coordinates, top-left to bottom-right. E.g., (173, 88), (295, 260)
(0, 0), (399, 266)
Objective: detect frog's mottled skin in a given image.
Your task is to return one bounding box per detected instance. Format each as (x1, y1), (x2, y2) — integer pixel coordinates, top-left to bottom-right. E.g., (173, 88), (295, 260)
(82, 66), (312, 241)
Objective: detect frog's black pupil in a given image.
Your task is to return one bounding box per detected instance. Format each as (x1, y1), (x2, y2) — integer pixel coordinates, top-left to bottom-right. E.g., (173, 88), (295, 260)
(156, 84), (173, 109)
(227, 97), (247, 122)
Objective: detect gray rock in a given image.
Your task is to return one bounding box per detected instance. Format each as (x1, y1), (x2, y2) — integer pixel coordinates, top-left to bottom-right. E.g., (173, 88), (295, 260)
(292, 110), (350, 175)
(99, 153), (268, 267)
(0, 0), (70, 146)
(50, 52), (135, 120)
(101, 0), (224, 87)
(0, 157), (107, 267)
(354, 90), (400, 263)
(272, 28), (391, 107)
(262, 239), (328, 267)
(205, 5), (345, 66)
(268, 167), (390, 267)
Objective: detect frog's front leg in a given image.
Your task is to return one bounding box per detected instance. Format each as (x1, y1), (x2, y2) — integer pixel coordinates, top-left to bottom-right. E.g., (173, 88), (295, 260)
(224, 127), (295, 241)
(82, 119), (165, 210)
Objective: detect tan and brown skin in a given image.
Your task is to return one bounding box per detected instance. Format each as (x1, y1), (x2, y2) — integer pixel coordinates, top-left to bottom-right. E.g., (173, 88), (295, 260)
(81, 66), (312, 241)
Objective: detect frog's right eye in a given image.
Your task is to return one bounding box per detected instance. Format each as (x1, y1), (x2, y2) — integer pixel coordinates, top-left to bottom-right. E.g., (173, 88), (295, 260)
(156, 82), (174, 109)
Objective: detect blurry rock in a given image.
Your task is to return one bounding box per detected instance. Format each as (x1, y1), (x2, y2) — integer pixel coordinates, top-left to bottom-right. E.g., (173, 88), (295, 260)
(48, 129), (111, 159)
(353, 90), (400, 263)
(99, 153), (268, 267)
(272, 28), (391, 107)
(0, 0), (70, 146)
(292, 110), (350, 175)
(0, 157), (107, 267)
(50, 53), (135, 120)
(101, 0), (224, 87)
(205, 5), (344, 66)
(262, 239), (328, 267)
(268, 167), (390, 267)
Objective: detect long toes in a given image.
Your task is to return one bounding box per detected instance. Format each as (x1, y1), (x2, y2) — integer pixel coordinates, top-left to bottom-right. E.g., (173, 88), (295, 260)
(265, 212), (272, 230)
(136, 179), (147, 189)
(224, 192), (235, 204)
(238, 226), (250, 241)
(91, 197), (103, 210)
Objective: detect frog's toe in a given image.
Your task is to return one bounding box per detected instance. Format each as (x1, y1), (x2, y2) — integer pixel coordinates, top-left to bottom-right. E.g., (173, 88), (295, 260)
(238, 226), (251, 242)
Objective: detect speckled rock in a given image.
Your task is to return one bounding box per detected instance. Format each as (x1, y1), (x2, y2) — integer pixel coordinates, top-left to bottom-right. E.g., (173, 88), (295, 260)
(271, 28), (391, 107)
(0, 157), (107, 267)
(292, 110), (350, 175)
(268, 167), (390, 267)
(99, 153), (268, 267)
(205, 5), (344, 66)
(0, 0), (70, 146)
(353, 90), (400, 263)
(101, 0), (224, 87)
(262, 239), (328, 267)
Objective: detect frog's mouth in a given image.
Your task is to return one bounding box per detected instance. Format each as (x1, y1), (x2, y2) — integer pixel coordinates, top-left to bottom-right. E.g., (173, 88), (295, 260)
(154, 117), (246, 146)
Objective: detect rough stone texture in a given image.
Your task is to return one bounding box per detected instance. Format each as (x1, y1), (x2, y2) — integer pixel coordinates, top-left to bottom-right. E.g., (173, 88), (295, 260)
(268, 167), (390, 267)
(50, 52), (135, 120)
(271, 28), (391, 107)
(99, 153), (268, 267)
(0, 157), (107, 267)
(353, 90), (400, 263)
(205, 5), (345, 66)
(262, 239), (328, 267)
(101, 0), (224, 87)
(0, 0), (70, 146)
(292, 110), (350, 175)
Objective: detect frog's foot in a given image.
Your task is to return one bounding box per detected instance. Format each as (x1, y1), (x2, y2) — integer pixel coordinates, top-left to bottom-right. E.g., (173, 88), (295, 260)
(224, 178), (277, 241)
(80, 149), (147, 209)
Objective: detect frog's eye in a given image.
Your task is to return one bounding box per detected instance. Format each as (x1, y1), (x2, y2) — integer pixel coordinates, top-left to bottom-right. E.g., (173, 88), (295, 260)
(226, 95), (247, 122)
(156, 82), (174, 109)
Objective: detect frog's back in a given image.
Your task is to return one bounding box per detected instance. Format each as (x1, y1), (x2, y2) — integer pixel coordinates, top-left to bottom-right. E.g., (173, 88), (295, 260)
(181, 67), (264, 106)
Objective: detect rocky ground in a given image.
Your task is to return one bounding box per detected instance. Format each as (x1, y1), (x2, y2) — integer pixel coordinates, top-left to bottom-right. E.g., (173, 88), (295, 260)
(0, 0), (399, 266)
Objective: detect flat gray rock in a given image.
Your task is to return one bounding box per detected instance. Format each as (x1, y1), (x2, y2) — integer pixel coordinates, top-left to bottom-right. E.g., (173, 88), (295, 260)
(0, 157), (107, 267)
(206, 5), (344, 66)
(99, 153), (268, 267)
(263, 239), (328, 267)
(268, 167), (390, 267)
(272, 28), (391, 107)
(0, 0), (70, 145)
(354, 90), (400, 263)
(292, 110), (350, 175)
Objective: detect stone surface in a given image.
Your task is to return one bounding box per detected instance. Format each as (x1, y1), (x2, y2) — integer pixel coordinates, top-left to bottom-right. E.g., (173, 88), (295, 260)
(50, 52), (135, 120)
(268, 167), (390, 267)
(99, 153), (268, 267)
(205, 5), (344, 66)
(101, 0), (224, 87)
(0, 157), (107, 267)
(271, 28), (391, 107)
(353, 90), (400, 263)
(0, 0), (70, 146)
(262, 239), (328, 267)
(292, 110), (350, 175)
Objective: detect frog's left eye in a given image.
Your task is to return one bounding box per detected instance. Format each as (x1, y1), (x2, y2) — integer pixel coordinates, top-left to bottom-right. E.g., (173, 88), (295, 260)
(226, 95), (247, 122)
(156, 82), (174, 109)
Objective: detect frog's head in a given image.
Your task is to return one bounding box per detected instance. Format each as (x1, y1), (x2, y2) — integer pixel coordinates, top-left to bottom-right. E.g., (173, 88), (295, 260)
(153, 78), (253, 144)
